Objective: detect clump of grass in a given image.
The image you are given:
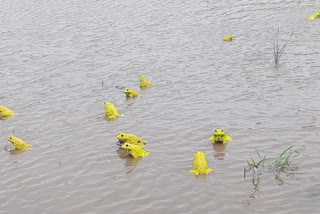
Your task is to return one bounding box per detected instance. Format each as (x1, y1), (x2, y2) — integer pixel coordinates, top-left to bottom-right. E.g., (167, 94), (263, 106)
(244, 146), (297, 179)
(244, 149), (267, 179)
(273, 27), (294, 68)
(271, 145), (298, 174)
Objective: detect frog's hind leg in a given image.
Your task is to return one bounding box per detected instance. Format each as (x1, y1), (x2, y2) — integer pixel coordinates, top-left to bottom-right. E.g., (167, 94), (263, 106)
(138, 141), (146, 148)
(205, 168), (213, 174)
(189, 170), (199, 175)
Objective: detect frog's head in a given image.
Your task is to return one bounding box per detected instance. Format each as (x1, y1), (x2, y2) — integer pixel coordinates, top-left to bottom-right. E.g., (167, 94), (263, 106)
(104, 102), (112, 109)
(0, 105), (4, 111)
(117, 133), (129, 143)
(123, 88), (131, 96)
(121, 143), (135, 151)
(210, 129), (232, 144)
(7, 136), (16, 143)
(194, 151), (206, 159)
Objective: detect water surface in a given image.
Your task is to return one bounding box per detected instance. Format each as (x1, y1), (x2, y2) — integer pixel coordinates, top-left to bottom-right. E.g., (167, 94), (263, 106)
(1, 0), (320, 213)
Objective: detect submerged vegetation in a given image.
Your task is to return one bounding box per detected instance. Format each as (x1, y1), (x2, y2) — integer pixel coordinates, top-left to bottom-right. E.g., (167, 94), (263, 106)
(244, 146), (298, 180)
(273, 27), (294, 68)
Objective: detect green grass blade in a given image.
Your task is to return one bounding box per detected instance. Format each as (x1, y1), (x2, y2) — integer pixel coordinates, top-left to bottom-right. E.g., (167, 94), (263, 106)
(255, 148), (262, 160)
(251, 157), (257, 167)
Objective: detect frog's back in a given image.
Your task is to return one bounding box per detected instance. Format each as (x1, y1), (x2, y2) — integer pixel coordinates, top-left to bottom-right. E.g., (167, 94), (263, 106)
(191, 151), (212, 175)
(139, 75), (152, 89)
(104, 102), (122, 118)
(0, 105), (14, 117)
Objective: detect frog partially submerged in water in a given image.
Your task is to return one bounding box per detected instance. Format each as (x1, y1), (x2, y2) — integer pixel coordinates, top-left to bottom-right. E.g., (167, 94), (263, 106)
(123, 88), (139, 98)
(308, 12), (320, 20)
(210, 129), (232, 144)
(104, 102), (123, 119)
(189, 151), (212, 175)
(121, 143), (150, 158)
(223, 35), (234, 41)
(0, 105), (14, 117)
(7, 136), (33, 151)
(139, 75), (152, 89)
(117, 133), (147, 148)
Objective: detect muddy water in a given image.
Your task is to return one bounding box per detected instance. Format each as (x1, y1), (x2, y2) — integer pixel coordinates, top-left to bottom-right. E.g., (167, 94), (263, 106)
(1, 0), (320, 213)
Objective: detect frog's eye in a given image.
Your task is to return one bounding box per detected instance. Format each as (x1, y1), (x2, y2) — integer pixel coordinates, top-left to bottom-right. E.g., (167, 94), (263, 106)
(214, 130), (217, 132)
(126, 144), (129, 147)
(121, 134), (123, 137)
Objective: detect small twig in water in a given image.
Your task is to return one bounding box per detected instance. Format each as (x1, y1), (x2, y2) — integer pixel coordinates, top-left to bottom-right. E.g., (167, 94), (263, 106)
(273, 27), (294, 68)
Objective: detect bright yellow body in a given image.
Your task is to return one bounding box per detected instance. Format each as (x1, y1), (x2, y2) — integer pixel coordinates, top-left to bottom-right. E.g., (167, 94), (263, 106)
(121, 143), (150, 158)
(308, 12), (320, 20)
(139, 75), (152, 89)
(223, 35), (234, 41)
(7, 136), (32, 151)
(189, 151), (212, 175)
(104, 102), (123, 118)
(123, 88), (139, 98)
(0, 105), (14, 117)
(117, 133), (147, 148)
(210, 129), (232, 144)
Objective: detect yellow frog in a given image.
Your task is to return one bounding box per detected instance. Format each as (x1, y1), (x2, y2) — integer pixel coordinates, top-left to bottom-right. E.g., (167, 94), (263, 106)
(210, 129), (232, 144)
(123, 88), (139, 98)
(117, 133), (147, 147)
(189, 151), (212, 175)
(104, 102), (123, 119)
(0, 105), (14, 117)
(308, 12), (320, 20)
(223, 35), (234, 41)
(139, 75), (152, 89)
(121, 143), (150, 158)
(7, 136), (33, 151)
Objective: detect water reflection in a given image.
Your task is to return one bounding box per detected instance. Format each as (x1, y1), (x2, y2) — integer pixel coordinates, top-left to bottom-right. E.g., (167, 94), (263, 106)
(242, 177), (262, 207)
(249, 177), (261, 199)
(104, 117), (118, 122)
(212, 143), (227, 160)
(116, 148), (141, 168)
(125, 96), (137, 107)
(10, 149), (26, 155)
(0, 116), (13, 121)
(192, 174), (209, 179)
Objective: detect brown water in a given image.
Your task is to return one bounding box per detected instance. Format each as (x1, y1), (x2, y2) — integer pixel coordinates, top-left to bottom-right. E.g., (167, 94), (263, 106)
(1, 0), (320, 213)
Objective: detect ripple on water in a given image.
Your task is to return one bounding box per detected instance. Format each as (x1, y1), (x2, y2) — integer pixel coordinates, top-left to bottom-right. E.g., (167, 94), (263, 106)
(1, 0), (320, 213)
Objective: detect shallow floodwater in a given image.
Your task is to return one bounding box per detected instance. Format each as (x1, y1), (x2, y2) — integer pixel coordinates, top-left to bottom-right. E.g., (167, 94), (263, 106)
(1, 0), (320, 213)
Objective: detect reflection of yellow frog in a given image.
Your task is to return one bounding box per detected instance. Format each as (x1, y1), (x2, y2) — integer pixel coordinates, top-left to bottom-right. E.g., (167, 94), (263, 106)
(308, 12), (320, 20)
(123, 88), (139, 98)
(0, 105), (14, 117)
(117, 133), (147, 147)
(104, 102), (123, 118)
(121, 143), (150, 158)
(223, 35), (234, 41)
(189, 151), (212, 175)
(7, 136), (33, 151)
(139, 75), (152, 89)
(210, 129), (232, 144)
